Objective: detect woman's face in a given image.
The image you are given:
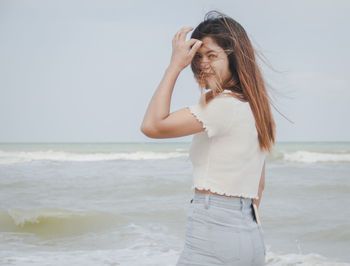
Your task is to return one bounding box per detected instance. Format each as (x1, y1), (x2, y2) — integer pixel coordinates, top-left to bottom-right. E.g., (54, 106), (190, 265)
(194, 36), (232, 90)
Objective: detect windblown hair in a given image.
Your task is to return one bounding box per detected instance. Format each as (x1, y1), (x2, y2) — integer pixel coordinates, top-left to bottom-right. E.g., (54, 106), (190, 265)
(190, 10), (276, 153)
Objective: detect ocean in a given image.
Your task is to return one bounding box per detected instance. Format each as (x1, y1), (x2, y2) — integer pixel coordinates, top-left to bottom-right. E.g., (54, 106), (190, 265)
(0, 141), (349, 266)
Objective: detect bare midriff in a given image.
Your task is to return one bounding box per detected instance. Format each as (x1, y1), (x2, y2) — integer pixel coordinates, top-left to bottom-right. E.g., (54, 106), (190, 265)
(194, 188), (245, 198)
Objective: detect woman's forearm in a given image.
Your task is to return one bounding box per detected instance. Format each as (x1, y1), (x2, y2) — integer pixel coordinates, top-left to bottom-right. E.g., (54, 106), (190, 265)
(253, 161), (265, 209)
(253, 187), (263, 209)
(141, 65), (181, 131)
(141, 27), (202, 134)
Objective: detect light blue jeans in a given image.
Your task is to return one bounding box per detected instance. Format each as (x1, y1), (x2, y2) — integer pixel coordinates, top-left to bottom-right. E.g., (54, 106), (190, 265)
(176, 192), (266, 266)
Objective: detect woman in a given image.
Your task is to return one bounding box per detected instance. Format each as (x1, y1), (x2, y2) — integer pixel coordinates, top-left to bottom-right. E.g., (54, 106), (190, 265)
(141, 10), (275, 266)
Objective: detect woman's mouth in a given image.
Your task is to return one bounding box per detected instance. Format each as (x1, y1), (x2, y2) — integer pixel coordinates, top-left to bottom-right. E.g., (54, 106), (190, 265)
(203, 72), (214, 76)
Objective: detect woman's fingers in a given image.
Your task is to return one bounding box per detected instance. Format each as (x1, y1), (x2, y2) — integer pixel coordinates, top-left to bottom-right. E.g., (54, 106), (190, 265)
(175, 26), (194, 42)
(188, 40), (202, 57)
(187, 38), (199, 47)
(187, 38), (202, 51)
(174, 27), (186, 41)
(179, 27), (194, 41)
(170, 27), (201, 71)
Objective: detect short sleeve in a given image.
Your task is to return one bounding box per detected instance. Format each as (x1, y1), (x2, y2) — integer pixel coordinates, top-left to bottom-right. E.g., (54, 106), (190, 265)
(188, 96), (236, 138)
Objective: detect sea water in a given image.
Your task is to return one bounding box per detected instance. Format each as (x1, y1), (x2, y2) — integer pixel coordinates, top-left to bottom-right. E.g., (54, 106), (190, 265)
(0, 141), (349, 265)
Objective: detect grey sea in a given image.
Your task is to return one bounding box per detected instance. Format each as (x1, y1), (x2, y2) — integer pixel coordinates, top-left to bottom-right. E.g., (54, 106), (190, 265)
(0, 141), (349, 266)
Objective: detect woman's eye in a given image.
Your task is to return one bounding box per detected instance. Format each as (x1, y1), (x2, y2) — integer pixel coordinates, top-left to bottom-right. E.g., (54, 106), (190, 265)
(209, 54), (216, 59)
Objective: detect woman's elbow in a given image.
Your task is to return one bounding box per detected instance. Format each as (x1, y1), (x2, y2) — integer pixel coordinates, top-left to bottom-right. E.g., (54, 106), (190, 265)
(140, 124), (152, 137)
(140, 124), (160, 138)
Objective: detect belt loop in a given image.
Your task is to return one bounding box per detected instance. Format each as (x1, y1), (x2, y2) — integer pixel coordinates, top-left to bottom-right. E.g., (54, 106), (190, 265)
(205, 194), (210, 209)
(240, 198), (243, 211)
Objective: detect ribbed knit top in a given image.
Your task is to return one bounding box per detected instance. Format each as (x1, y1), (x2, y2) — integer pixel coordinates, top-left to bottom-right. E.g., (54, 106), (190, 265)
(188, 89), (267, 199)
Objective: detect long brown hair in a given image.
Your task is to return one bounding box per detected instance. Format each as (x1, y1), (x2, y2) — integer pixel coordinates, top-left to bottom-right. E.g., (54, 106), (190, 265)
(190, 10), (276, 153)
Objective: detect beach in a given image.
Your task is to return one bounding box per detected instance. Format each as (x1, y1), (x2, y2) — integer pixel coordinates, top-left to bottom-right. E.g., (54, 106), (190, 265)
(0, 141), (349, 265)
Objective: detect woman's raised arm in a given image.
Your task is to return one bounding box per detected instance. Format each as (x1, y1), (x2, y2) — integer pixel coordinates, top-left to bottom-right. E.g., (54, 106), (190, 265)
(140, 27), (203, 138)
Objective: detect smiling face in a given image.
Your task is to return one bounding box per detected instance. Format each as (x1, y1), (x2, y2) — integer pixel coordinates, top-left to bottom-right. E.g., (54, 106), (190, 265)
(193, 36), (232, 90)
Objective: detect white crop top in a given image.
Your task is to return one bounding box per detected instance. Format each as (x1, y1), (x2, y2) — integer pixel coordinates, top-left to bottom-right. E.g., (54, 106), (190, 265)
(188, 89), (268, 200)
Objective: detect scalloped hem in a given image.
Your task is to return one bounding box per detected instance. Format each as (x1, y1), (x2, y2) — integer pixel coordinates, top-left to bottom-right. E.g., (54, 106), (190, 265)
(191, 185), (259, 200)
(187, 106), (211, 137)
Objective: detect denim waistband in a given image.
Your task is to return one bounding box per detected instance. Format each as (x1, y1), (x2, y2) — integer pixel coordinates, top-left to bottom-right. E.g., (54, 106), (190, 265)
(192, 192), (253, 210)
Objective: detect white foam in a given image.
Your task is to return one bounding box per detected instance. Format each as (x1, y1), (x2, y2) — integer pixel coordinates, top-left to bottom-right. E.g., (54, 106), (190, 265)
(283, 150), (350, 163)
(6, 208), (85, 227)
(0, 222), (182, 266)
(0, 246), (349, 266)
(0, 249), (179, 266)
(0, 221), (349, 265)
(265, 248), (350, 266)
(0, 150), (188, 165)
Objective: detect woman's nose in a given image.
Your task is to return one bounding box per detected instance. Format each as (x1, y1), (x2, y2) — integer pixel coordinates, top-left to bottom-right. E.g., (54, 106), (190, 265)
(200, 60), (211, 71)
(201, 56), (210, 64)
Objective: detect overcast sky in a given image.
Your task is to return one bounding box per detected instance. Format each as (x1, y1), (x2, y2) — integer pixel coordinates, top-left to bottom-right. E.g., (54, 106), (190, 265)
(0, 0), (349, 143)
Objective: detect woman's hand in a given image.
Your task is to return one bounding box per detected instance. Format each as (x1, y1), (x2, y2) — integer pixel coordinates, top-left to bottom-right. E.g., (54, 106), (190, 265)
(169, 26), (202, 72)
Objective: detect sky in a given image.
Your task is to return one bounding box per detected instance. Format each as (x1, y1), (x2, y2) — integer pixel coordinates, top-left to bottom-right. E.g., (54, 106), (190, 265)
(0, 0), (349, 143)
